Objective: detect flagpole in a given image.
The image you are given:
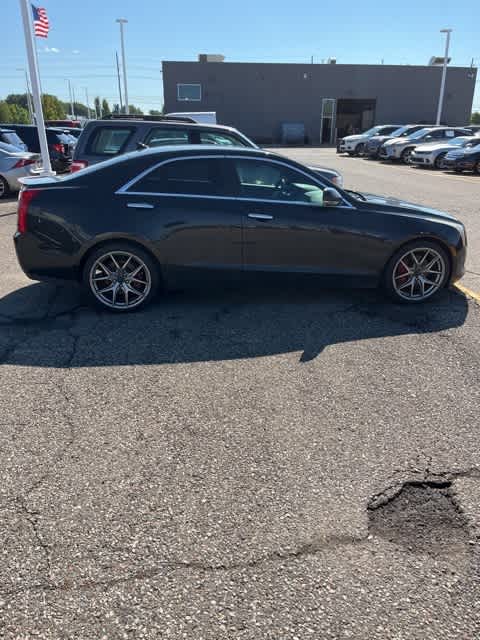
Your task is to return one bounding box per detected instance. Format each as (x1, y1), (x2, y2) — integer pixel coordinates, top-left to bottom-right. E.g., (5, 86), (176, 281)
(19, 0), (53, 175)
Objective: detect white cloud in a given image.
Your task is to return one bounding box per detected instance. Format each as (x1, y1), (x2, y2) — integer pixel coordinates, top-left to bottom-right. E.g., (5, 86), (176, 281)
(43, 46), (60, 53)
(72, 49), (80, 54)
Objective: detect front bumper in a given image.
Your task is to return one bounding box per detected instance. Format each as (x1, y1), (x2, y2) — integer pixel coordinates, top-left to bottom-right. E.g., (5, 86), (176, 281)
(443, 158), (476, 171)
(379, 146), (400, 160)
(410, 154), (434, 166)
(451, 244), (466, 284)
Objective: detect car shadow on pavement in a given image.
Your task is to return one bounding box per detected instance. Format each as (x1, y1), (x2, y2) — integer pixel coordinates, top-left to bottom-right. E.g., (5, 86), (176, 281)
(0, 281), (469, 368)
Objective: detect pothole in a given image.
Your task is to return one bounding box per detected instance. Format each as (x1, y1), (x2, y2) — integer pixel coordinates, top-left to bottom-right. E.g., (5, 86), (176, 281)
(368, 481), (471, 562)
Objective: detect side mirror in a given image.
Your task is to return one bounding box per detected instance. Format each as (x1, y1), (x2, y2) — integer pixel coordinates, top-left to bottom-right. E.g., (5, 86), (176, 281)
(323, 187), (343, 207)
(424, 135), (433, 141)
(136, 141), (149, 150)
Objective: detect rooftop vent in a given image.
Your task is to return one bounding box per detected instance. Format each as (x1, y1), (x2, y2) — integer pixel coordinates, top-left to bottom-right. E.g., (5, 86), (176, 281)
(198, 54), (225, 63)
(429, 56), (451, 66)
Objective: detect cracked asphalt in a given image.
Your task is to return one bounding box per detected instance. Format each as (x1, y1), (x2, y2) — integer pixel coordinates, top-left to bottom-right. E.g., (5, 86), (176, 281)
(1, 151), (480, 639)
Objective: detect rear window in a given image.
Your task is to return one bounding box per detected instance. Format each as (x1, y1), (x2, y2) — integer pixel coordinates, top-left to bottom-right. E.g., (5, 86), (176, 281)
(199, 131), (248, 146)
(2, 132), (24, 147)
(46, 131), (74, 144)
(87, 127), (134, 156)
(145, 127), (189, 147)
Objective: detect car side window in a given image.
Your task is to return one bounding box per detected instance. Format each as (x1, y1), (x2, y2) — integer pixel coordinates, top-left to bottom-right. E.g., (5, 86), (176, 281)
(88, 127), (133, 155)
(199, 131), (247, 147)
(145, 127), (189, 147)
(131, 158), (226, 196)
(430, 130), (446, 139)
(234, 159), (324, 204)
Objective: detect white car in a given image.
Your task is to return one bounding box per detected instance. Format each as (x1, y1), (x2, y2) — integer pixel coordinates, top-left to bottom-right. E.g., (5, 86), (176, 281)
(379, 126), (472, 163)
(410, 136), (480, 169)
(0, 142), (41, 198)
(337, 125), (401, 156)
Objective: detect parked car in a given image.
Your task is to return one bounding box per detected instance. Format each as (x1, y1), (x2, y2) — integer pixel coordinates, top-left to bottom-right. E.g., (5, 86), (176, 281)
(443, 140), (480, 174)
(0, 141), (40, 198)
(0, 127), (28, 151)
(337, 125), (402, 156)
(410, 136), (480, 169)
(365, 124), (437, 159)
(15, 145), (466, 311)
(464, 124), (480, 134)
(5, 125), (76, 173)
(379, 127), (471, 164)
(71, 115), (344, 187)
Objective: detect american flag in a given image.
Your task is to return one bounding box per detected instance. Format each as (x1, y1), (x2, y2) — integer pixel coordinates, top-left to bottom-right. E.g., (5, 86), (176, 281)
(31, 4), (49, 38)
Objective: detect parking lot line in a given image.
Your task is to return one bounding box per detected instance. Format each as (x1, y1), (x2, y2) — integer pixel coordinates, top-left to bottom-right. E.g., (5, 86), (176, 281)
(454, 282), (480, 304)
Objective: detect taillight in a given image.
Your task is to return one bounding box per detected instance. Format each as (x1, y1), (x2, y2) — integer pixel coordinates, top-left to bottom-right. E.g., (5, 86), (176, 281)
(70, 160), (88, 173)
(52, 143), (65, 154)
(17, 189), (40, 234)
(13, 158), (36, 169)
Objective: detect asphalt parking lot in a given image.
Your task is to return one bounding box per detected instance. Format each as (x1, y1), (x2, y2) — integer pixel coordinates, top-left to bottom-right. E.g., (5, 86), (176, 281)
(0, 149), (479, 639)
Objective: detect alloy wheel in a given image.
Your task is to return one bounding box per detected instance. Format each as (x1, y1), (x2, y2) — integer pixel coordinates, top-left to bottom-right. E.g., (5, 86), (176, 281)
(89, 251), (152, 310)
(0, 177), (6, 198)
(402, 148), (413, 164)
(392, 247), (446, 301)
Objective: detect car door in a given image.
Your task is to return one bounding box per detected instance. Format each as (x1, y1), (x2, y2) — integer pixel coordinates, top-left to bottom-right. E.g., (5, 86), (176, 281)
(229, 156), (380, 283)
(118, 155), (244, 286)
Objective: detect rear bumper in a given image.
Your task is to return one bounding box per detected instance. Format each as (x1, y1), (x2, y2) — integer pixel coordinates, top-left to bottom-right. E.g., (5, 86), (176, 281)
(14, 231), (79, 281)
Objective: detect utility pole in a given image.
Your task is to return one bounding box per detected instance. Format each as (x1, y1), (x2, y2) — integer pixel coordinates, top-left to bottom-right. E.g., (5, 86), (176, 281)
(116, 18), (129, 114)
(436, 28), (452, 125)
(115, 51), (123, 112)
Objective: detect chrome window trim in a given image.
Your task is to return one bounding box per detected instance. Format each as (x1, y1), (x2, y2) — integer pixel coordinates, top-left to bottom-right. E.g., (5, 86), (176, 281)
(116, 154), (354, 209)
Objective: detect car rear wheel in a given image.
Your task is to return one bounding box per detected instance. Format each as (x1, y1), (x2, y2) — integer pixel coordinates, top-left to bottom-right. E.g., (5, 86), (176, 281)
(355, 143), (365, 156)
(383, 241), (449, 304)
(434, 152), (447, 170)
(0, 176), (9, 199)
(401, 147), (414, 164)
(83, 243), (160, 312)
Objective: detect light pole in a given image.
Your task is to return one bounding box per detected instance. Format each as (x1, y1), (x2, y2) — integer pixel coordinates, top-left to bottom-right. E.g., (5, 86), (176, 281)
(17, 68), (34, 123)
(65, 79), (74, 118)
(115, 51), (123, 113)
(436, 28), (452, 125)
(116, 18), (129, 114)
(84, 88), (91, 119)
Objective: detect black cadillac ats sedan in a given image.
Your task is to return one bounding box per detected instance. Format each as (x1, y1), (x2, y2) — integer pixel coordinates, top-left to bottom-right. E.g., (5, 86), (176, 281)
(14, 145), (466, 312)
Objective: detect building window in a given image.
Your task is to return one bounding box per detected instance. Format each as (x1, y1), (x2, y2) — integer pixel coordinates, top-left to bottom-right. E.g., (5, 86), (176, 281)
(177, 83), (202, 101)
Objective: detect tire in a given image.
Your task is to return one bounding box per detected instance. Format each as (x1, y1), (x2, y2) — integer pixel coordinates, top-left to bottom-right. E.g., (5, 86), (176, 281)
(434, 152), (447, 170)
(83, 242), (160, 312)
(355, 143), (365, 156)
(475, 161), (480, 175)
(0, 176), (10, 199)
(454, 168), (463, 173)
(401, 147), (414, 164)
(383, 240), (450, 304)
(347, 152), (355, 156)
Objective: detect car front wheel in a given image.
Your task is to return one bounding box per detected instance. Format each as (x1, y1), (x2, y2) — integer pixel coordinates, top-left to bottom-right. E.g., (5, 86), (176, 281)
(434, 152), (447, 170)
(401, 147), (414, 164)
(83, 242), (160, 312)
(0, 176), (9, 199)
(383, 241), (449, 303)
(355, 143), (365, 156)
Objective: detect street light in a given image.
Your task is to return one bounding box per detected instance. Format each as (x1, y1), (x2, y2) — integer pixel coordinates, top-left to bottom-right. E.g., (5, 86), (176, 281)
(116, 18), (129, 114)
(16, 67), (34, 123)
(436, 28), (452, 125)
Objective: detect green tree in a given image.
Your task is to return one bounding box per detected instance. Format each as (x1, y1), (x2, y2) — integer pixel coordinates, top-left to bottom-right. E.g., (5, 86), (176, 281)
(5, 93), (29, 110)
(128, 104), (143, 115)
(149, 109), (163, 116)
(8, 103), (30, 124)
(94, 96), (101, 117)
(471, 112), (480, 124)
(41, 94), (66, 119)
(112, 103), (121, 114)
(0, 101), (12, 122)
(101, 99), (111, 116)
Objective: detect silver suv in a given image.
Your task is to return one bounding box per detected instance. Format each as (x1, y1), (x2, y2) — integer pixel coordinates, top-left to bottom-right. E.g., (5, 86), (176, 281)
(379, 126), (471, 163)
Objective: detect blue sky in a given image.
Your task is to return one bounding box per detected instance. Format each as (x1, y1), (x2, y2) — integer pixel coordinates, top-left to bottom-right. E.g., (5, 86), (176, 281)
(1, 0), (479, 113)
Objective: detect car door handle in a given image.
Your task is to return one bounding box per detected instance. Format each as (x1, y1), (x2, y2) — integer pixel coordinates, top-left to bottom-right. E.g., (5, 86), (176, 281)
(248, 213), (273, 220)
(127, 202), (154, 209)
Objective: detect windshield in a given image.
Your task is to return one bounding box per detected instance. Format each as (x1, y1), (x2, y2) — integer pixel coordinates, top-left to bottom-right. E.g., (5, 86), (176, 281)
(408, 128), (433, 140)
(362, 126), (383, 136)
(448, 137), (473, 147)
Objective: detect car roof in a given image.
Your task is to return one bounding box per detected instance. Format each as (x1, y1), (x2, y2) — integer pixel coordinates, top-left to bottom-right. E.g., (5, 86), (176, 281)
(84, 118), (240, 134)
